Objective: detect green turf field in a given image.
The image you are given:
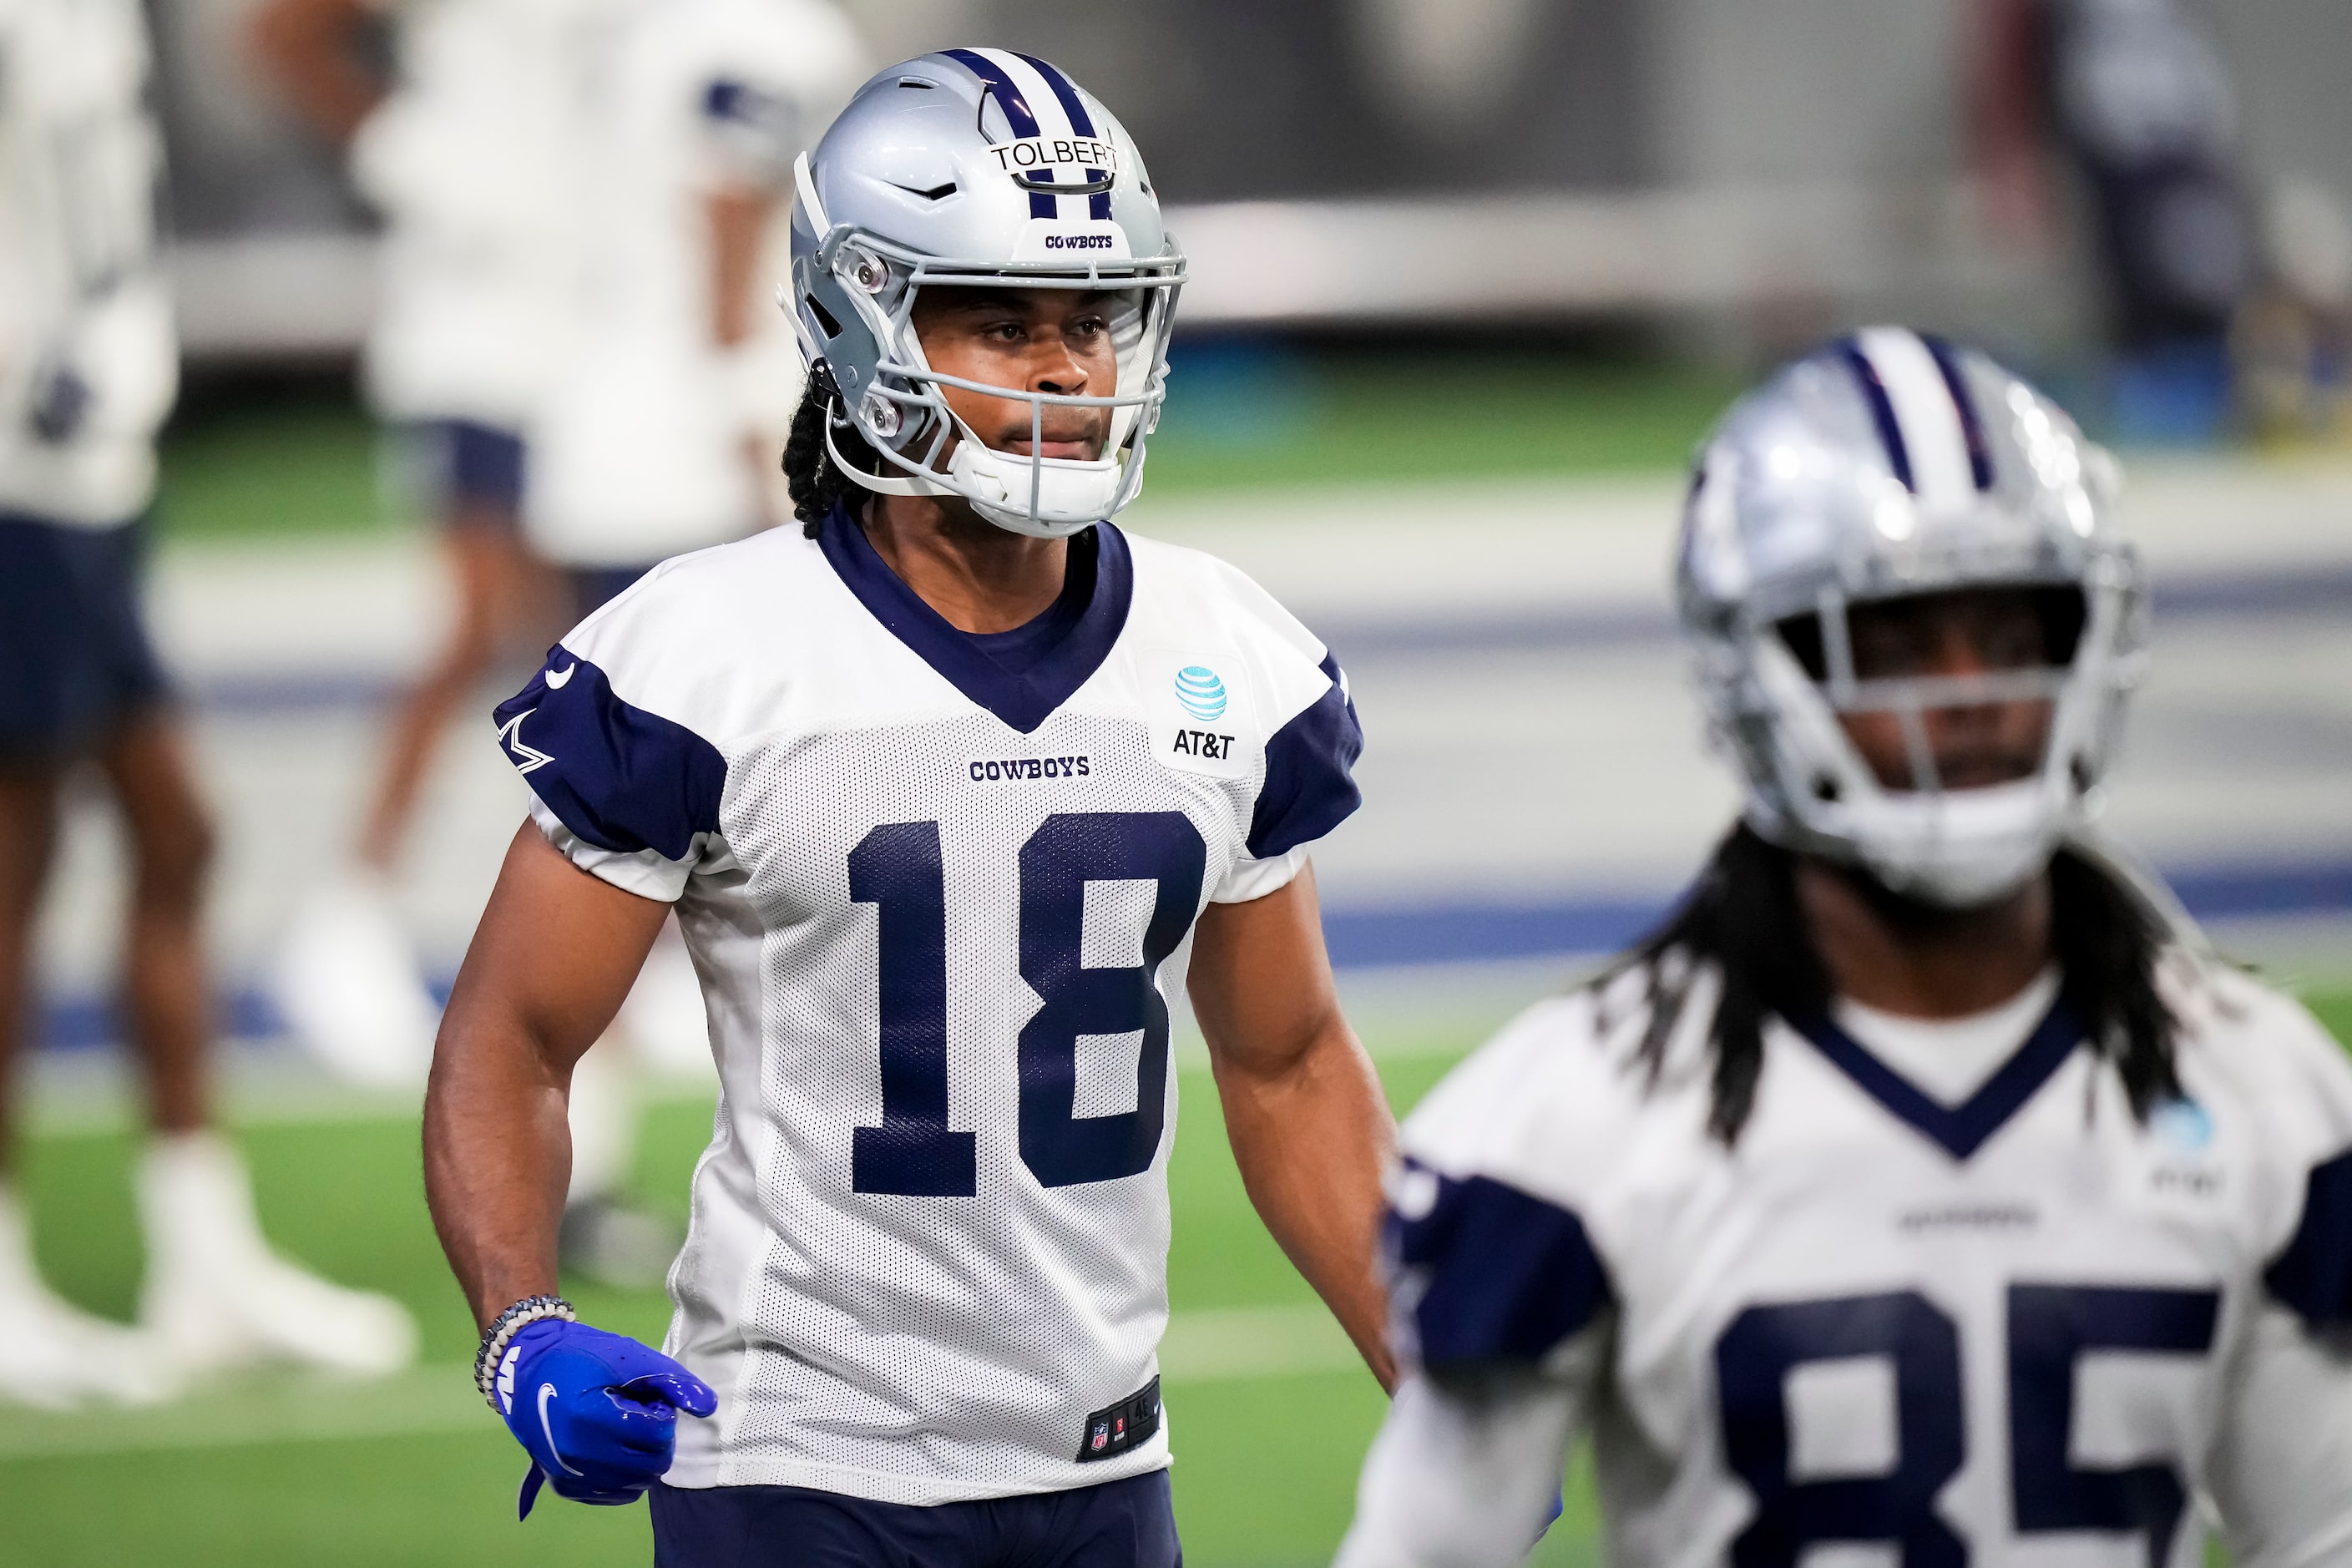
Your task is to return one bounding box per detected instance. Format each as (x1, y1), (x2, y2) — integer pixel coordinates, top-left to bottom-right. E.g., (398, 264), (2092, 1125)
(5, 991), (2348, 1565)
(152, 349), (1740, 542)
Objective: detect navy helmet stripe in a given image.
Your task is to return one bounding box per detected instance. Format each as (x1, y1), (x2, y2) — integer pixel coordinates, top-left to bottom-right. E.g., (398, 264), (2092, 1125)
(1016, 53), (1113, 220)
(1017, 53), (1095, 134)
(1923, 335), (1995, 491)
(1840, 338), (1915, 493)
(942, 48), (1041, 135)
(940, 48), (1056, 218)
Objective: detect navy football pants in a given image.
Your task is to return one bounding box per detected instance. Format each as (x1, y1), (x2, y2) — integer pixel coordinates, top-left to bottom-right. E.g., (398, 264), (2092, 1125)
(650, 1469), (1180, 1568)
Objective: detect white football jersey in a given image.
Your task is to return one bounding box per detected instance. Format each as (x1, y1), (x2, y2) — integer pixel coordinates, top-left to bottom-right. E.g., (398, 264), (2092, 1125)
(524, 0), (865, 566)
(1343, 960), (2352, 1568)
(493, 513), (1363, 1501)
(0, 0), (175, 524)
(351, 0), (601, 425)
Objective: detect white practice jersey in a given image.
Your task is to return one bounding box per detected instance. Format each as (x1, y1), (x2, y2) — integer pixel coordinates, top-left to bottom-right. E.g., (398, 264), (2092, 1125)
(351, 0), (603, 426)
(0, 0), (175, 524)
(524, 0), (864, 566)
(1343, 962), (2352, 1568)
(493, 513), (1363, 1500)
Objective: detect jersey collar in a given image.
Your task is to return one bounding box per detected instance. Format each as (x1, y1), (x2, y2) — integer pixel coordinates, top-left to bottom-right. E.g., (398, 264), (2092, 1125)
(1790, 995), (2082, 1161)
(817, 504), (1134, 735)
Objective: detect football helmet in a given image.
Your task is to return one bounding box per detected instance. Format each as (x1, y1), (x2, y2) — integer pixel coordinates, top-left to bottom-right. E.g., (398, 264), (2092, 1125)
(788, 49), (1184, 538)
(1677, 327), (2148, 907)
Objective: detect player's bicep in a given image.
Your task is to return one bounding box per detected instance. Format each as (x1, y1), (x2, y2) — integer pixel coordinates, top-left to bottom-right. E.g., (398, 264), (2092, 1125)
(1186, 861), (1343, 1076)
(441, 822), (671, 1074)
(2207, 1304), (2352, 1567)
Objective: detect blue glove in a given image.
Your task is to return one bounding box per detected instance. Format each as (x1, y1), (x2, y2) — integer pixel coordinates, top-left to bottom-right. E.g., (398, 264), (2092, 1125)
(493, 1319), (717, 1520)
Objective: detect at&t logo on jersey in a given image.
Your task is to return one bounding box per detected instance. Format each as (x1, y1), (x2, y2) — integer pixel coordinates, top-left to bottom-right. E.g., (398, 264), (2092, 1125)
(1173, 666), (1227, 722)
(1171, 729), (1232, 761)
(2147, 1095), (2224, 1198)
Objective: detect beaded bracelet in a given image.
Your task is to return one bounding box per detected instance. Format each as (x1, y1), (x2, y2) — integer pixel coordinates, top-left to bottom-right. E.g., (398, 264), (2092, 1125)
(473, 1293), (578, 1411)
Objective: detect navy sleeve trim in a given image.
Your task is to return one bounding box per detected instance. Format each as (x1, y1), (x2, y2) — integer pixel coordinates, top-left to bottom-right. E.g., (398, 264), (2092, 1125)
(1387, 1160), (1611, 1368)
(493, 650), (726, 862)
(1247, 651), (1363, 859)
(2265, 1146), (2352, 1329)
(701, 78), (801, 180)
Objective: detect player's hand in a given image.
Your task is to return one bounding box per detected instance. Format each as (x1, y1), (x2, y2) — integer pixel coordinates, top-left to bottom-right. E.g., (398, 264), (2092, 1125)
(28, 354), (91, 444)
(492, 1319), (717, 1519)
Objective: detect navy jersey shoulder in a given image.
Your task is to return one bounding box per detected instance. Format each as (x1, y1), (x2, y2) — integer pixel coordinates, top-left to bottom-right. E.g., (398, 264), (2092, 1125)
(494, 653), (725, 860)
(1250, 650), (1360, 859)
(488, 535), (808, 862)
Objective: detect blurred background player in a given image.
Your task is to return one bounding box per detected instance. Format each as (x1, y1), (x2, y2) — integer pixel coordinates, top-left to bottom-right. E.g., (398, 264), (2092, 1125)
(251, 0), (584, 1085)
(1338, 332), (2352, 1565)
(425, 49), (1396, 1550)
(2042, 0), (2256, 442)
(1970, 0), (2263, 443)
(520, 0), (866, 1287)
(0, 0), (414, 1408)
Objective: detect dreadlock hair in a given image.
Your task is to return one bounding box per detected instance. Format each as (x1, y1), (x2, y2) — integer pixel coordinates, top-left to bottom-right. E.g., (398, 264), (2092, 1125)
(1608, 822), (2183, 1145)
(782, 363), (880, 539)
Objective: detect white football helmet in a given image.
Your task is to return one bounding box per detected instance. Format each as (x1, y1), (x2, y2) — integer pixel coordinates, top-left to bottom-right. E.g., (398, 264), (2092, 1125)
(1678, 327), (2149, 908)
(788, 49), (1184, 539)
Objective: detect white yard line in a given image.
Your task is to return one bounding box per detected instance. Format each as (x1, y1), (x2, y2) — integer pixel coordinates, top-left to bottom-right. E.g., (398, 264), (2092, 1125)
(0, 1303), (1363, 1462)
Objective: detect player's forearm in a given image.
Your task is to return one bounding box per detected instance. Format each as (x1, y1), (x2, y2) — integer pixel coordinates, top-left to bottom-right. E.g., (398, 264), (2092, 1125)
(1337, 1373), (1575, 1568)
(422, 1005), (574, 1328)
(1215, 1019), (1398, 1390)
(706, 185), (774, 349)
(424, 827), (670, 1324)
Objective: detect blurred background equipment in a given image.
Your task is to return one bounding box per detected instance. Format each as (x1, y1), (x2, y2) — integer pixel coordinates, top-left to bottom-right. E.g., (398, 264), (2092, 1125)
(7, 0), (2349, 1562)
(154, 0), (2352, 357)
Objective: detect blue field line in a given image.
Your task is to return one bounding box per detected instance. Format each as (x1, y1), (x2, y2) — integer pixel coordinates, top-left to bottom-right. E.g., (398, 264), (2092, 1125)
(1316, 562), (2352, 661)
(1321, 855), (2352, 968)
(31, 857), (2352, 1052)
(181, 564), (2352, 713)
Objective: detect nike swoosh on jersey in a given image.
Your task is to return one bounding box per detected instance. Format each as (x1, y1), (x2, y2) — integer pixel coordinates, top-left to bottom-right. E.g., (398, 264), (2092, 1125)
(545, 664), (577, 689)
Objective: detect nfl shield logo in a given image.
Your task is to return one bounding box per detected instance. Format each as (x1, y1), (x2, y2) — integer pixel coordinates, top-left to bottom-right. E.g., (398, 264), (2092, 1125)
(1090, 1421), (1110, 1452)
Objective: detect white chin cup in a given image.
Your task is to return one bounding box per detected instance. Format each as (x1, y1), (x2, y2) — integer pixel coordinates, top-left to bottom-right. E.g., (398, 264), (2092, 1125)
(1746, 639), (2076, 909)
(1844, 778), (2065, 908)
(946, 440), (1123, 539)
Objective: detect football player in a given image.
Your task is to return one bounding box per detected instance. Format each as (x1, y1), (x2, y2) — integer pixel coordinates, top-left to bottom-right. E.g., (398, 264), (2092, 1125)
(517, 0), (865, 1287)
(0, 0), (415, 1405)
(424, 50), (1397, 1560)
(251, 0), (587, 1084)
(1338, 330), (2352, 1567)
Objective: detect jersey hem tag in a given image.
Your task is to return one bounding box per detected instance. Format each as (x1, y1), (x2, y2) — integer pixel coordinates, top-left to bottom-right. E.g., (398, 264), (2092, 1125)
(1075, 1376), (1161, 1463)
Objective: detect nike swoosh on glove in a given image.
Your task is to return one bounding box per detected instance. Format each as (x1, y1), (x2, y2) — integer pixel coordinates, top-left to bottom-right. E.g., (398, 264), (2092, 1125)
(493, 1319), (717, 1519)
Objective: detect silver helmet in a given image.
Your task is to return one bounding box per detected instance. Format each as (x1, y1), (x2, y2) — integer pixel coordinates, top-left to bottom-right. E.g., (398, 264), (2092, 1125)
(1677, 327), (2149, 907)
(787, 49), (1184, 539)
